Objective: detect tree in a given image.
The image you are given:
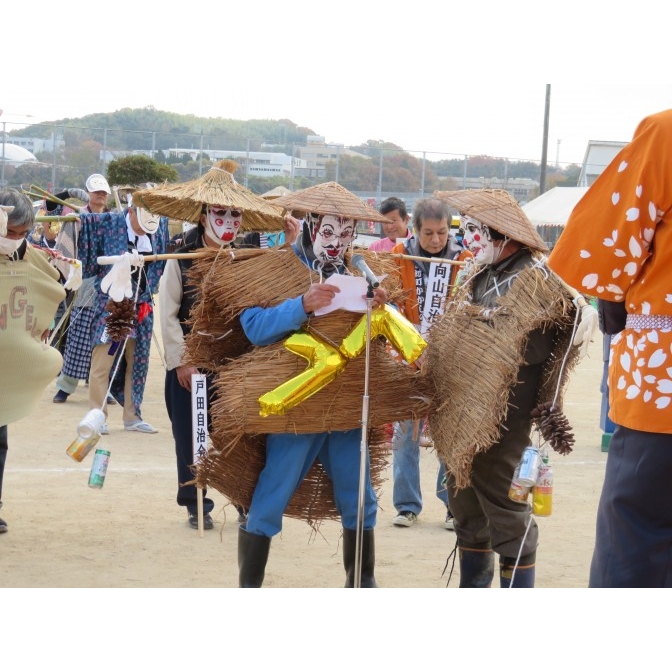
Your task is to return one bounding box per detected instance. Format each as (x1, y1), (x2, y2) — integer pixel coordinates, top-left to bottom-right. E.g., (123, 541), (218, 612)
(107, 155), (179, 186)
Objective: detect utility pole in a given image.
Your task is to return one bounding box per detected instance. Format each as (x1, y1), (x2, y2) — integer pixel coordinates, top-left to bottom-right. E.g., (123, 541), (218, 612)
(539, 84), (551, 195)
(377, 148), (383, 204)
(419, 152), (426, 196)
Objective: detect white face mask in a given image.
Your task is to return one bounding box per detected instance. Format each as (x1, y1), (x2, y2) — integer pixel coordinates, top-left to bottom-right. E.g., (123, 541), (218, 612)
(204, 206), (242, 245)
(311, 215), (355, 263)
(0, 236), (24, 256)
(461, 215), (497, 265)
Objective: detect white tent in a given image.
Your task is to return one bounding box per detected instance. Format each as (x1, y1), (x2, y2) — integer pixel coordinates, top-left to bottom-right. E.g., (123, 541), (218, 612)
(523, 186), (588, 248)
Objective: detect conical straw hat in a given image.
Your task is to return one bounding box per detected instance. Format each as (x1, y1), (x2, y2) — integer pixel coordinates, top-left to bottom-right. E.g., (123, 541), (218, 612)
(273, 181), (391, 223)
(434, 188), (548, 252)
(131, 160), (284, 232)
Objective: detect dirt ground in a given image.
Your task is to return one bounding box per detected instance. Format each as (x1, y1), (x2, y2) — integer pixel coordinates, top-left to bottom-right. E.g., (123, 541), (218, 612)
(0, 315), (607, 588)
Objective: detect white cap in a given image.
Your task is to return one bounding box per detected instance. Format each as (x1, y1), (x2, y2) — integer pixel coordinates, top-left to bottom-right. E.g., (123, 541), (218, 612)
(85, 173), (111, 194)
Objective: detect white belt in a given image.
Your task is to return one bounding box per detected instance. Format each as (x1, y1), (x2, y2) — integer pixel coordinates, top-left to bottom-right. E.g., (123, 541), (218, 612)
(625, 314), (672, 330)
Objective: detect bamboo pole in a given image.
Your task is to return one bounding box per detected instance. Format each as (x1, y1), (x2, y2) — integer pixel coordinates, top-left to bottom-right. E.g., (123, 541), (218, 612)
(25, 184), (85, 213)
(35, 215), (80, 223)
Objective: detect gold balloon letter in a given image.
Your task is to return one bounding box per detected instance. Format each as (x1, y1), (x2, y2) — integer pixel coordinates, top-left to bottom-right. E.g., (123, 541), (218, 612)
(257, 331), (347, 417)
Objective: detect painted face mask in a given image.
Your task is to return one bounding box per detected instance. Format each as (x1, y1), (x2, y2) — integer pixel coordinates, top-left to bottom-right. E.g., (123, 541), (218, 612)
(311, 215), (355, 263)
(461, 215), (497, 265)
(204, 205), (243, 245)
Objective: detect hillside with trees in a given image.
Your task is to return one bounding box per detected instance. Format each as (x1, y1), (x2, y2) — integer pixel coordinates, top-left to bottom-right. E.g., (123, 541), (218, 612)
(4, 107), (580, 196)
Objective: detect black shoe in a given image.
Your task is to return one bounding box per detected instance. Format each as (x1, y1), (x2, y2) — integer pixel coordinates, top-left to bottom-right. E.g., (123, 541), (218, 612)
(188, 512), (213, 530)
(106, 394), (117, 406)
(53, 389), (70, 403)
(0, 517), (7, 533)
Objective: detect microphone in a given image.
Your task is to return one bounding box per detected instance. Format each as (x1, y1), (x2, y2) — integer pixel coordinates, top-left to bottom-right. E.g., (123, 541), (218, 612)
(351, 254), (380, 288)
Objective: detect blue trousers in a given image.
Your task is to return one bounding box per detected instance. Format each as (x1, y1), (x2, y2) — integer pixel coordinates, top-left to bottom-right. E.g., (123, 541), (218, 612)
(392, 419), (448, 515)
(164, 368), (214, 515)
(590, 425), (672, 587)
(245, 428), (377, 538)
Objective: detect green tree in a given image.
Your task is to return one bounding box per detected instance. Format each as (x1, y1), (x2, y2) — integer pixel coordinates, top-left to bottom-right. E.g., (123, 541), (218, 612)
(107, 155), (179, 186)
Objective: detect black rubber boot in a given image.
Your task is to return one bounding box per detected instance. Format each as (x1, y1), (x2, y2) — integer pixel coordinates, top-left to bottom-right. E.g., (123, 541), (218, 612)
(500, 552), (536, 588)
(238, 527), (271, 588)
(343, 528), (377, 588)
(458, 548), (495, 587)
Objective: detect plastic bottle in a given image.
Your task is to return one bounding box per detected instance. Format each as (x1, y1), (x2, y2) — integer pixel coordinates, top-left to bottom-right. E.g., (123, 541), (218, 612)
(533, 455), (553, 516)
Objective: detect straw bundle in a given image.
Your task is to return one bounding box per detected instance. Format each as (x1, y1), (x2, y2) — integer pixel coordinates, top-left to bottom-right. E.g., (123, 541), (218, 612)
(425, 261), (579, 489)
(182, 246), (267, 370)
(194, 425), (390, 527)
(131, 160), (285, 231)
(210, 325), (432, 435)
(183, 242), (423, 526)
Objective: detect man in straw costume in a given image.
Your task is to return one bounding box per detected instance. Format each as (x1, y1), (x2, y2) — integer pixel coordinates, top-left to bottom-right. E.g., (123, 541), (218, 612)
(133, 160), (297, 531)
(0, 189), (68, 533)
(428, 188), (598, 587)
(182, 181), (430, 587)
(232, 183), (394, 588)
(547, 109), (672, 587)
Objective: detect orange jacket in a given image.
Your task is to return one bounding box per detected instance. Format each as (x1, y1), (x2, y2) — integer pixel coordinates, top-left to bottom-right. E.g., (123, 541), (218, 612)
(391, 237), (472, 327)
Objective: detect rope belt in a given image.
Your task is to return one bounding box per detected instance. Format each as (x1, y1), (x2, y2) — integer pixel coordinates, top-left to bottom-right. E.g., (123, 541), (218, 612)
(625, 314), (672, 330)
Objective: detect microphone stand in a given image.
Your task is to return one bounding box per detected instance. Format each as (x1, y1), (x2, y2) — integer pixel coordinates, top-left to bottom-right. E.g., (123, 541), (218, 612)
(354, 279), (375, 588)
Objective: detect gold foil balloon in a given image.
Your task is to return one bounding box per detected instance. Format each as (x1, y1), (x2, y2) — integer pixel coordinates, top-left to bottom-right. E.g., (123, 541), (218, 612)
(257, 306), (428, 417)
(339, 305), (427, 363)
(258, 331), (347, 417)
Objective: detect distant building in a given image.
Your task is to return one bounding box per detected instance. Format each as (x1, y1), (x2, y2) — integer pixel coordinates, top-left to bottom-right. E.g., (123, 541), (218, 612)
(295, 136), (368, 179)
(577, 140), (627, 187)
(100, 148), (306, 177)
(6, 135), (60, 154)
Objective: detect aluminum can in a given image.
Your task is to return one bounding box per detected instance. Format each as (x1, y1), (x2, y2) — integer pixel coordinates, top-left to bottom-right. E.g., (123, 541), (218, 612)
(77, 408), (106, 439)
(517, 446), (541, 487)
(66, 434), (101, 462)
(508, 464), (531, 502)
(88, 449), (111, 489)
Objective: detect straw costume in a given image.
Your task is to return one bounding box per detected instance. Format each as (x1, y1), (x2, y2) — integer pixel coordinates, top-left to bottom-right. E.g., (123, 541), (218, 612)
(428, 188), (589, 588)
(183, 181), (431, 587)
(134, 161), (285, 530)
(548, 109), (672, 587)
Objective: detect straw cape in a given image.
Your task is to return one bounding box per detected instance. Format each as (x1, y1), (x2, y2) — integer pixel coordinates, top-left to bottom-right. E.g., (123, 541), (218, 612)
(425, 260), (580, 490)
(434, 188), (548, 252)
(184, 245), (431, 527)
(131, 160), (285, 232)
(272, 181), (392, 223)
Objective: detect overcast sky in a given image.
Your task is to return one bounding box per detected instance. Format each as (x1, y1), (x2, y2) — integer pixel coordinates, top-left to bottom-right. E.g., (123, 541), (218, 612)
(5, 1), (667, 167)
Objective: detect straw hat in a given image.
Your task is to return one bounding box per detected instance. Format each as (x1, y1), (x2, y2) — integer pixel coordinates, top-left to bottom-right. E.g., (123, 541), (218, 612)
(272, 181), (391, 223)
(131, 160), (284, 232)
(434, 188), (548, 252)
